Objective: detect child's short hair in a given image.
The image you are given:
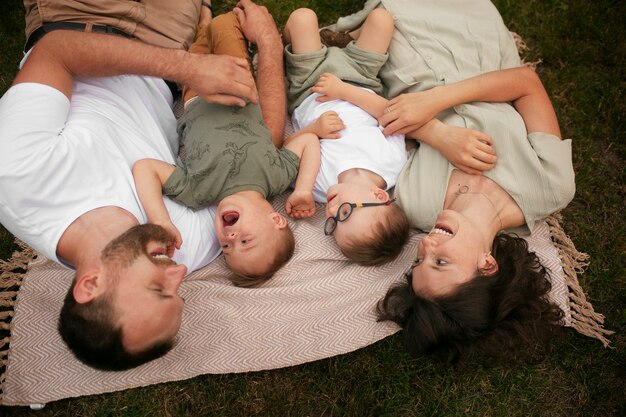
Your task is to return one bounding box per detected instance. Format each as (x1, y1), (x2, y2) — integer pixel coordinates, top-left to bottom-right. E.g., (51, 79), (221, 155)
(340, 204), (410, 266)
(229, 226), (295, 288)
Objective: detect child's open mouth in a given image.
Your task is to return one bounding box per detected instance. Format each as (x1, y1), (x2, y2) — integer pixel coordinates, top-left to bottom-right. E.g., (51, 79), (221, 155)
(222, 211), (240, 226)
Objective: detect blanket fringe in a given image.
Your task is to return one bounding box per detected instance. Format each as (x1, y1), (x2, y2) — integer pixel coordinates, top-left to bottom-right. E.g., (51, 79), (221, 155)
(545, 213), (614, 347)
(510, 31), (542, 70)
(0, 240), (35, 402)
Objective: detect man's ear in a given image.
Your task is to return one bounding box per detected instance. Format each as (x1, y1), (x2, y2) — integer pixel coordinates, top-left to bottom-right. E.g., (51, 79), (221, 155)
(479, 253), (499, 276)
(270, 212), (288, 229)
(73, 271), (102, 304)
(373, 188), (390, 202)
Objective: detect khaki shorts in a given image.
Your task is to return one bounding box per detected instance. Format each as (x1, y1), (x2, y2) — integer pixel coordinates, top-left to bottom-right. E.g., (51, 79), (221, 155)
(285, 42), (388, 112)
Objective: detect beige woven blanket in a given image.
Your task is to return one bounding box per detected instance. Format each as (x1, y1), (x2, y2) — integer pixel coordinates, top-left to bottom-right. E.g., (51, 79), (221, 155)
(0, 194), (611, 406)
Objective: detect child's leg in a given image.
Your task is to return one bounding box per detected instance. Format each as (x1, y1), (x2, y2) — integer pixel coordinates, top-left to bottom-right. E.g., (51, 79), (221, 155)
(353, 8), (394, 55)
(206, 12), (253, 70)
(283, 8), (322, 54)
(183, 3), (214, 103)
(183, 10), (254, 104)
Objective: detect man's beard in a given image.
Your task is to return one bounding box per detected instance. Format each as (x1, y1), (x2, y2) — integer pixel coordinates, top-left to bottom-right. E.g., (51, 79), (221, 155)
(101, 224), (175, 273)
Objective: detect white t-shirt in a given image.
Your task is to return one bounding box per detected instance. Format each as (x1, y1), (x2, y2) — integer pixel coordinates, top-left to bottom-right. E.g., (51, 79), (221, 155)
(0, 76), (220, 272)
(292, 91), (407, 202)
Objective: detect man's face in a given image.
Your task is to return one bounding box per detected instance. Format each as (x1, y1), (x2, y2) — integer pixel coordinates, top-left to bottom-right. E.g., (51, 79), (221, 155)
(100, 224), (187, 354)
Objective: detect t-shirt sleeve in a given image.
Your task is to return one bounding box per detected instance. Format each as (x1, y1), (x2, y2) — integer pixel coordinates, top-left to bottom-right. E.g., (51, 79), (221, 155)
(527, 132), (576, 210)
(0, 83), (70, 171)
(269, 148), (300, 197)
(162, 165), (208, 210)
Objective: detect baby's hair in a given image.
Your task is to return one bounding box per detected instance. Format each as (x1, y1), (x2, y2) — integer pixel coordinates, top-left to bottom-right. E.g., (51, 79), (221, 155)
(229, 226), (295, 287)
(341, 203), (410, 266)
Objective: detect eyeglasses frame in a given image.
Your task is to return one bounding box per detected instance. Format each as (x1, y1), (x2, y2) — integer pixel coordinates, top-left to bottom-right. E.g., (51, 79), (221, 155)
(324, 198), (396, 236)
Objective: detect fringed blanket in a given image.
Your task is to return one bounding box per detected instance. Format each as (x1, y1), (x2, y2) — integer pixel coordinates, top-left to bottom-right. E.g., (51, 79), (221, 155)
(0, 22), (613, 407)
(0, 199), (612, 406)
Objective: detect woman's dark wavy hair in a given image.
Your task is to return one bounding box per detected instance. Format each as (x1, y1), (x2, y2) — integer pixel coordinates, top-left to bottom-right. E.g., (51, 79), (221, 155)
(377, 233), (564, 362)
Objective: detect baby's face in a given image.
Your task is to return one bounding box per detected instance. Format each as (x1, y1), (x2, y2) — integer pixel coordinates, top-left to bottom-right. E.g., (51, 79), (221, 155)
(325, 183), (389, 245)
(215, 195), (284, 276)
(223, 225), (283, 277)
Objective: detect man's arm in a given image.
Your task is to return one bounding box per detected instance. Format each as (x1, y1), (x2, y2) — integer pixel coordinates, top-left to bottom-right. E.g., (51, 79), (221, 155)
(380, 66), (561, 138)
(132, 159), (182, 252)
(13, 30), (258, 106)
(234, 0), (286, 147)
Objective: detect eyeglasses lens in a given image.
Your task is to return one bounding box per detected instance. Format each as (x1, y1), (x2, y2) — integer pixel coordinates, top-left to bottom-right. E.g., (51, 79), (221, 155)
(337, 203), (352, 221)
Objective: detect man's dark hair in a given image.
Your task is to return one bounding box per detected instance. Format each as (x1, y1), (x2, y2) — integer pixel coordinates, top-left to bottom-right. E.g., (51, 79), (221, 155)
(58, 275), (173, 372)
(377, 233), (563, 363)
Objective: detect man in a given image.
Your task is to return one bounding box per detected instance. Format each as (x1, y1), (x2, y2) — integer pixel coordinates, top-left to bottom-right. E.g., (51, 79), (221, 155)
(0, 0), (284, 370)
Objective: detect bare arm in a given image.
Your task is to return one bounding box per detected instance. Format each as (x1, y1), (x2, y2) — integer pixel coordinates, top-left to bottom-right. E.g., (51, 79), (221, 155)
(381, 66), (561, 138)
(132, 159), (182, 250)
(407, 120), (497, 175)
(13, 30), (257, 106)
(312, 73), (497, 174)
(311, 73), (388, 118)
(284, 133), (321, 218)
(234, 0), (286, 147)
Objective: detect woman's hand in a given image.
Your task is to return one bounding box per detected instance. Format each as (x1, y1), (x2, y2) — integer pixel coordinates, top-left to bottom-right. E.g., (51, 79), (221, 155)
(379, 91), (441, 136)
(415, 122), (497, 175)
(434, 125), (497, 175)
(286, 190), (316, 218)
(311, 73), (345, 102)
(312, 111), (345, 139)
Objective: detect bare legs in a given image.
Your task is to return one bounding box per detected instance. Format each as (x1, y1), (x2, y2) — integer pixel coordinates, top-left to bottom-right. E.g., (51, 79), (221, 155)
(283, 8), (394, 55)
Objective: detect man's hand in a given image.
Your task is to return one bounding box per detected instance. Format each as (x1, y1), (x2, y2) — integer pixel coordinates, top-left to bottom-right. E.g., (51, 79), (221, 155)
(185, 53), (258, 107)
(312, 111), (345, 139)
(233, 0), (281, 47)
(286, 190), (317, 219)
(311, 73), (345, 102)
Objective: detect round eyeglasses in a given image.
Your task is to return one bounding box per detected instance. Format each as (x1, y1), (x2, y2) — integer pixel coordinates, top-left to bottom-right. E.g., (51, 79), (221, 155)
(324, 198), (396, 236)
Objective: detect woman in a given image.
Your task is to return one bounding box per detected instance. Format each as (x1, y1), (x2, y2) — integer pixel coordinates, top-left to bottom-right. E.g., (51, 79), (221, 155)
(329, 0), (575, 360)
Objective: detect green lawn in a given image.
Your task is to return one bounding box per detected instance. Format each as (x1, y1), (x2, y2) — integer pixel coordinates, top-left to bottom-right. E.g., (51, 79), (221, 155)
(1, 0), (624, 415)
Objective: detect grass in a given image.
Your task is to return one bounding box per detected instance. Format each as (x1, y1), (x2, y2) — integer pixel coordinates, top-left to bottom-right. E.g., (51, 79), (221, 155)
(1, 0), (624, 415)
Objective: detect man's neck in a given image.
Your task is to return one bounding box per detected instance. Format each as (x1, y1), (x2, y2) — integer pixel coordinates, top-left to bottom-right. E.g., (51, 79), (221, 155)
(56, 207), (139, 271)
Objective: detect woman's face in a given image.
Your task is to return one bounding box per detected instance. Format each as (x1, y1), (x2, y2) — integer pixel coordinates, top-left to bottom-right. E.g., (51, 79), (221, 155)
(411, 210), (493, 297)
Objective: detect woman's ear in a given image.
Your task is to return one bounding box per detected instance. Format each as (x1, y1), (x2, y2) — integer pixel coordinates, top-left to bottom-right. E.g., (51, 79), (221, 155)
(479, 252), (499, 276)
(373, 188), (390, 202)
(73, 271), (102, 304)
(270, 212), (288, 229)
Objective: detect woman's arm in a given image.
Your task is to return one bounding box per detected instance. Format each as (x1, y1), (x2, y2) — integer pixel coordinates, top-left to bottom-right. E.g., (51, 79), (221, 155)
(380, 66), (561, 139)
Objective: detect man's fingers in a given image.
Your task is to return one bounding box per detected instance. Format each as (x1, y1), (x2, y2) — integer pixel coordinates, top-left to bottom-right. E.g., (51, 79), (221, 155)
(204, 94), (247, 107)
(232, 7), (246, 25)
